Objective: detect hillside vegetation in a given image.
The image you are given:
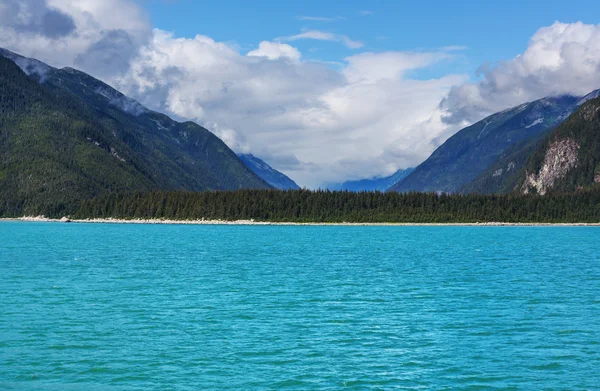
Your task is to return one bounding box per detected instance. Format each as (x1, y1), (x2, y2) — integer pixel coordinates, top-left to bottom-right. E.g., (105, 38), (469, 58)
(391, 96), (582, 193)
(0, 51), (269, 216)
(74, 188), (600, 223)
(519, 96), (600, 194)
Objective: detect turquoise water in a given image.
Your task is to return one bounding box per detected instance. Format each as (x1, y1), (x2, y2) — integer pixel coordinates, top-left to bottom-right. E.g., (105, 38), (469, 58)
(1, 222), (599, 390)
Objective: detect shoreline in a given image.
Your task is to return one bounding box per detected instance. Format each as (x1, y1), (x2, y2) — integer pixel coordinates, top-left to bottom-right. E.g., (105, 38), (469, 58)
(1, 216), (600, 226)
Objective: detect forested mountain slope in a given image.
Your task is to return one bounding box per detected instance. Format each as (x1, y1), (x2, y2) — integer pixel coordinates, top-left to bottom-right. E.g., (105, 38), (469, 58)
(390, 95), (583, 193)
(518, 96), (600, 195)
(461, 90), (600, 194)
(0, 50), (269, 216)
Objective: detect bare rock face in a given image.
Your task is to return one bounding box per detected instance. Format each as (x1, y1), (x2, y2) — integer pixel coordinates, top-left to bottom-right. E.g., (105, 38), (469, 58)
(582, 103), (600, 121)
(522, 138), (580, 195)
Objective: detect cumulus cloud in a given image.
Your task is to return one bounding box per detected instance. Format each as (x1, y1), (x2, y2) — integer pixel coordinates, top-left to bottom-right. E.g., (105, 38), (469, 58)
(442, 21), (600, 125)
(247, 41), (301, 61)
(114, 32), (463, 185)
(0, 0), (150, 72)
(343, 51), (452, 83)
(0, 0), (75, 39)
(280, 30), (364, 49)
(74, 29), (140, 78)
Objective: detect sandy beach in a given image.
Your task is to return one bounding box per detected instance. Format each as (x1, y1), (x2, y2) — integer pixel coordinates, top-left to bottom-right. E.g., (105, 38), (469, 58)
(1, 216), (599, 226)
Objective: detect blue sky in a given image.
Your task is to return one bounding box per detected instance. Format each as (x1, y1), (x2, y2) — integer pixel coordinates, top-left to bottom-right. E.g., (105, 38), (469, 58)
(143, 0), (600, 80)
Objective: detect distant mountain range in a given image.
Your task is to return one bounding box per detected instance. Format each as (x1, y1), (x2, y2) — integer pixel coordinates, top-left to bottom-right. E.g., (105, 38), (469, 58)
(0, 48), (270, 216)
(390, 90), (600, 194)
(238, 154), (300, 190)
(328, 168), (414, 192)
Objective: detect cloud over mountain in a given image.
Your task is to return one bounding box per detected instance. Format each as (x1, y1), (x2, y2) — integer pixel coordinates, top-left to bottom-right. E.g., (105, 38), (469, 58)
(1, 1), (599, 187)
(442, 22), (600, 125)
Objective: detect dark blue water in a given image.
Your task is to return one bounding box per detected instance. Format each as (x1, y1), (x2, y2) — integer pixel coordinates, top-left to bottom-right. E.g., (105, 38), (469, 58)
(1, 222), (599, 390)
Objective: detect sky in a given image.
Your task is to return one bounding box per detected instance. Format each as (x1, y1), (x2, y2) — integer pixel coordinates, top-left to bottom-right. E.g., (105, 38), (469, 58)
(1, 0), (600, 187)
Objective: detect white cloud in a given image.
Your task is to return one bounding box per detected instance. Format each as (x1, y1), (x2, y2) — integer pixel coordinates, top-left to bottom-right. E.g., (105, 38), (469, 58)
(0, 0), (75, 38)
(0, 0), (150, 71)
(343, 51), (452, 83)
(442, 21), (600, 124)
(247, 41), (301, 61)
(115, 33), (463, 186)
(358, 10), (373, 16)
(280, 30), (364, 49)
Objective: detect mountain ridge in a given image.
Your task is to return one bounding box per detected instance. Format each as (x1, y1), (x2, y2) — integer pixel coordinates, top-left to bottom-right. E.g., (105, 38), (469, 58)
(0, 48), (270, 216)
(238, 154), (300, 190)
(390, 94), (589, 193)
(460, 88), (600, 194)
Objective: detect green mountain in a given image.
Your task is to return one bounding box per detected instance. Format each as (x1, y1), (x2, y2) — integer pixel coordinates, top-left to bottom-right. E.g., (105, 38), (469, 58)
(462, 90), (600, 194)
(459, 130), (552, 194)
(517, 96), (600, 195)
(0, 49), (269, 217)
(238, 154), (300, 190)
(389, 95), (581, 193)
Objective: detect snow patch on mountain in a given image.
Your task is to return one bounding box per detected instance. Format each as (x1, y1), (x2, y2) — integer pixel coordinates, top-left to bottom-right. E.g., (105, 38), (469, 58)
(525, 118), (544, 128)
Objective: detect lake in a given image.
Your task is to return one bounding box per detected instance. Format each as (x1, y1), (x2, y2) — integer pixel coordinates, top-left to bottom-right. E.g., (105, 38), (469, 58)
(1, 222), (599, 390)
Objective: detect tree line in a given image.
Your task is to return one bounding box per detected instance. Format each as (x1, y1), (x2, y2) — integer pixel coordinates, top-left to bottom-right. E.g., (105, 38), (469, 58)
(71, 188), (600, 223)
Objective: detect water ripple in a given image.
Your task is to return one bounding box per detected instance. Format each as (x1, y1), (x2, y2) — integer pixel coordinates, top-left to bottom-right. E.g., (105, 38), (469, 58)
(1, 223), (599, 390)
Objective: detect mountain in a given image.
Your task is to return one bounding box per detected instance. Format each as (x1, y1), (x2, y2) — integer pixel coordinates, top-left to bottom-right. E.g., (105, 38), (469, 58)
(0, 49), (269, 217)
(516, 95), (600, 195)
(461, 89), (600, 194)
(458, 131), (549, 194)
(238, 154), (300, 190)
(389, 95), (583, 193)
(328, 168), (414, 192)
